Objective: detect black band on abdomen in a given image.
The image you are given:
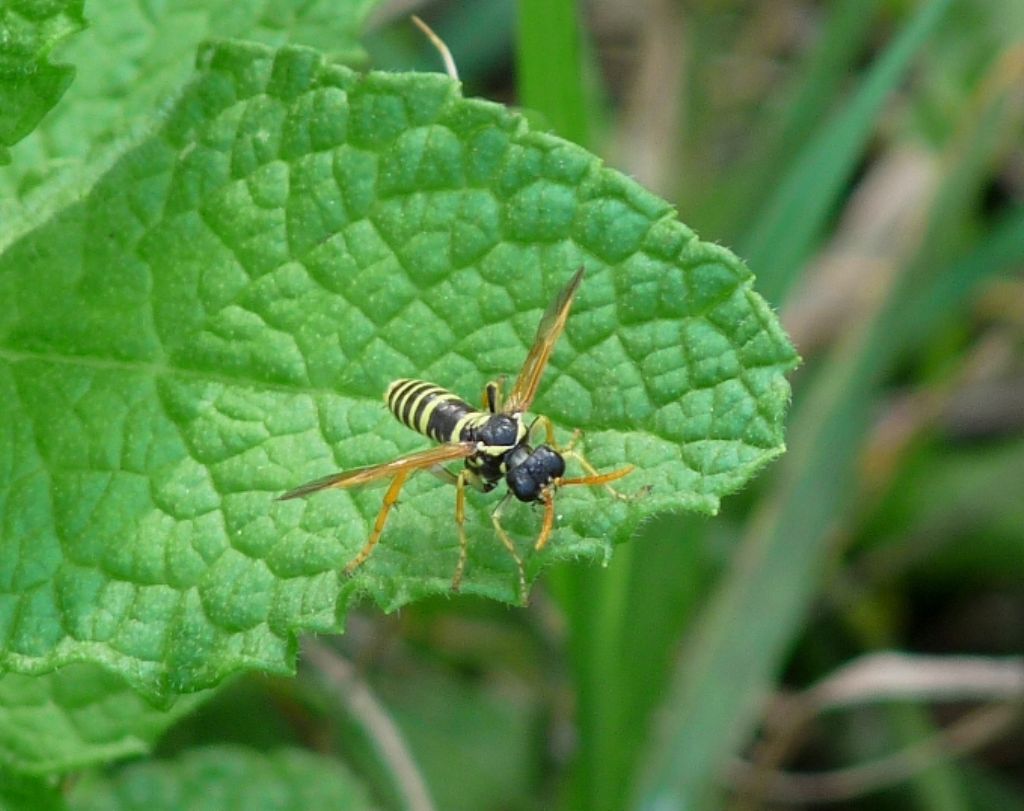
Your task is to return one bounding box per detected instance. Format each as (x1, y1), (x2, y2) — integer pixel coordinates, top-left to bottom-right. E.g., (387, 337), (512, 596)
(426, 396), (473, 442)
(386, 378), (474, 441)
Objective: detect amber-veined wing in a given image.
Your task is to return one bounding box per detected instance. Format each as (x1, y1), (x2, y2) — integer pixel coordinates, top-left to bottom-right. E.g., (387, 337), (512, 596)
(278, 442), (479, 500)
(503, 266), (585, 415)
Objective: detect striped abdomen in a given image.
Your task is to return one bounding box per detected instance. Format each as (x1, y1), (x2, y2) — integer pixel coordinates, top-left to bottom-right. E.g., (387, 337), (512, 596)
(385, 378), (489, 444)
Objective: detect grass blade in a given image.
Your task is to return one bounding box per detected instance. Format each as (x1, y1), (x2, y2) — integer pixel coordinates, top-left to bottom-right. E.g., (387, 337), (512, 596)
(699, 0), (883, 240)
(631, 14), (1024, 805)
(515, 0), (591, 146)
(741, 0), (955, 305)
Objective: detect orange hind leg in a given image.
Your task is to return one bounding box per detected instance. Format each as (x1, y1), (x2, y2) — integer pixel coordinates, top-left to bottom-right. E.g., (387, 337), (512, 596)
(344, 470), (411, 575)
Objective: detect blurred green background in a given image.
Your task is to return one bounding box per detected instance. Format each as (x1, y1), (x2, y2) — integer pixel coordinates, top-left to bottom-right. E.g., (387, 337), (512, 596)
(159, 1), (1024, 809)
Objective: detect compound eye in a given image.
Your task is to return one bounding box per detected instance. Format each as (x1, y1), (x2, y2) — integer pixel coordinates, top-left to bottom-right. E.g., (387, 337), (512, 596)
(533, 445), (566, 481)
(546, 451), (565, 480)
(507, 467), (540, 502)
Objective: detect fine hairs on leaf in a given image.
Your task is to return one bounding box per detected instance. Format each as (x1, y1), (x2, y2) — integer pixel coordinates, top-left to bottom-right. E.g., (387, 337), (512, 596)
(0, 37), (796, 711)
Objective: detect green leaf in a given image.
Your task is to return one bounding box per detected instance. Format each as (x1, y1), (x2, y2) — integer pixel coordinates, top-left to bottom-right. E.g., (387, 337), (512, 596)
(0, 0), (85, 164)
(66, 746), (375, 810)
(0, 770), (65, 811)
(0, 0), (376, 248)
(0, 41), (796, 699)
(0, 665), (208, 776)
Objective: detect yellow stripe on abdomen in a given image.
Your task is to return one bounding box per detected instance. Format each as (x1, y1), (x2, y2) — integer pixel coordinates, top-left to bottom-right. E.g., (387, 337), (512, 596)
(385, 378), (479, 442)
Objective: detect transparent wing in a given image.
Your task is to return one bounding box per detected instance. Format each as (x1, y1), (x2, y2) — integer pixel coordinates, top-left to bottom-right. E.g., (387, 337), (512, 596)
(278, 442), (478, 500)
(504, 266), (585, 414)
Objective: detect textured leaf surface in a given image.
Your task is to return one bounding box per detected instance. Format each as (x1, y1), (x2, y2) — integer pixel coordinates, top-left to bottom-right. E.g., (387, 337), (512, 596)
(0, 41), (796, 699)
(67, 746), (375, 810)
(0, 665), (207, 775)
(0, 0), (375, 245)
(0, 0), (84, 163)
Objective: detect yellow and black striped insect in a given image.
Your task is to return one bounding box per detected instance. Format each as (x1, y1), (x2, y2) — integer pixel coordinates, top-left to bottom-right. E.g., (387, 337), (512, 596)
(280, 267), (633, 598)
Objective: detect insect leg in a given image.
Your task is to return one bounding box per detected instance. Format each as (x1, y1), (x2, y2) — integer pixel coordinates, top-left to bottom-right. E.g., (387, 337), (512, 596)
(344, 469), (410, 575)
(560, 454), (636, 500)
(534, 490), (555, 551)
(452, 469), (469, 591)
(527, 414), (559, 446)
(529, 415), (584, 452)
(490, 493), (527, 604)
(482, 376), (505, 413)
(557, 427), (636, 500)
(530, 416), (634, 499)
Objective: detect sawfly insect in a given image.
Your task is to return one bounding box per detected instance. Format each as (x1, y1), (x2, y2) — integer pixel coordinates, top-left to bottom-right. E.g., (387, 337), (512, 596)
(280, 267), (634, 599)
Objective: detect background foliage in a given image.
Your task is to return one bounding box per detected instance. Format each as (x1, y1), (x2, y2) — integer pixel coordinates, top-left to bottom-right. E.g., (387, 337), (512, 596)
(1, 0), (1023, 810)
